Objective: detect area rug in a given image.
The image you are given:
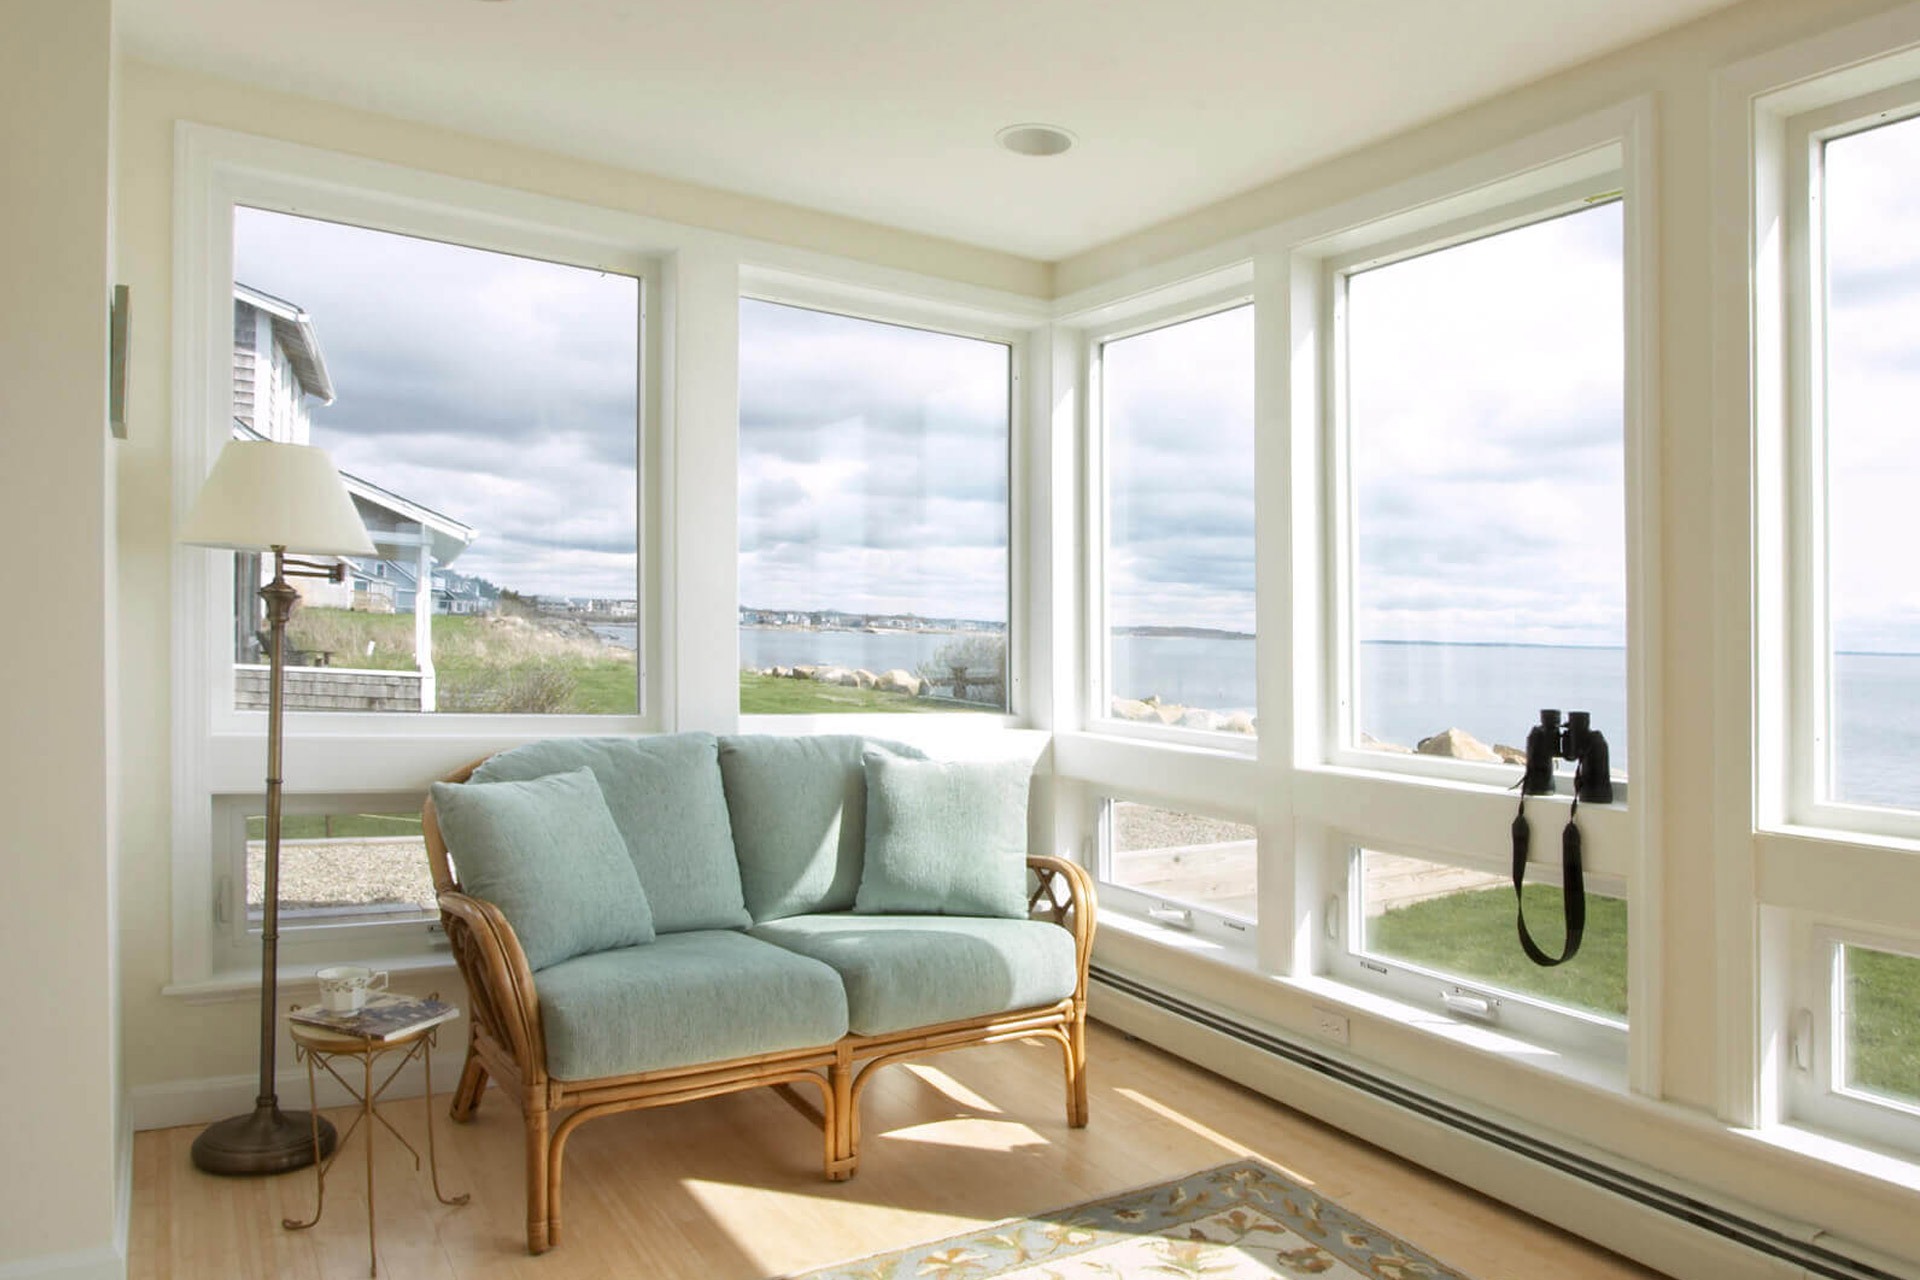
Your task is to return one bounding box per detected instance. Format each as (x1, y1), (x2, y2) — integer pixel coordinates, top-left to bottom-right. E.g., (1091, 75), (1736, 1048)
(789, 1158), (1470, 1279)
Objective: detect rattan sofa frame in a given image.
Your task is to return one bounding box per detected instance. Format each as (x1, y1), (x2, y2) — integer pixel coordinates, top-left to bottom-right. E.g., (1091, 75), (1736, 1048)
(422, 754), (1097, 1255)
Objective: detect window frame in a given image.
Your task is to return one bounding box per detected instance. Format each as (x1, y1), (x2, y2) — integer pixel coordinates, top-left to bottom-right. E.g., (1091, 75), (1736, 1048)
(211, 791), (441, 970)
(1787, 923), (1920, 1156)
(1091, 790), (1260, 948)
(1321, 836), (1630, 1066)
(170, 125), (678, 990)
(733, 269), (1036, 733)
(1321, 181), (1635, 797)
(1080, 279), (1258, 751)
(1783, 83), (1920, 841)
(1282, 102), (1661, 1088)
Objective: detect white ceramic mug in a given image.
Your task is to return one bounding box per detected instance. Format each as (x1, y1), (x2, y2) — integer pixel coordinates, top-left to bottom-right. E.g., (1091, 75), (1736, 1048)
(316, 965), (389, 1013)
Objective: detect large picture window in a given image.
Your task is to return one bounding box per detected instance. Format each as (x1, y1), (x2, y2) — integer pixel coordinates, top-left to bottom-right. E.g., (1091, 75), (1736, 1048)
(736, 298), (1012, 715)
(1098, 304), (1256, 736)
(230, 208), (642, 717)
(1344, 202), (1627, 770)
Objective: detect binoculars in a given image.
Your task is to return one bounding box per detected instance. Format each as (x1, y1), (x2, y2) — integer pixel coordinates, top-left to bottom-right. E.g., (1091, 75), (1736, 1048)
(1521, 709), (1613, 804)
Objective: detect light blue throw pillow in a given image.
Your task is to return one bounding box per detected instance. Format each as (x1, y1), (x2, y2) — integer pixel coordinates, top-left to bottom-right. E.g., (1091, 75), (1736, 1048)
(469, 734), (750, 933)
(855, 753), (1031, 918)
(430, 766), (655, 971)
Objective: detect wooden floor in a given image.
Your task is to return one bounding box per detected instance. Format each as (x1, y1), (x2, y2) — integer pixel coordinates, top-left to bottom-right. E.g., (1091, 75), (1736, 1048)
(130, 1023), (1665, 1279)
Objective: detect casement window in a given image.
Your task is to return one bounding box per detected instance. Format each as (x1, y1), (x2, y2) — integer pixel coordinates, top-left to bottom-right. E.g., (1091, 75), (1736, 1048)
(210, 796), (439, 969)
(1090, 300), (1256, 741)
(1323, 843), (1628, 1063)
(735, 297), (1015, 717)
(1097, 796), (1258, 940)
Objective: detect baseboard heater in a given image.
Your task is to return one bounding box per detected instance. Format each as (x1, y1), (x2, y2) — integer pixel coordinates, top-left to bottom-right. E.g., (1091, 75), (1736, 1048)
(1090, 966), (1902, 1280)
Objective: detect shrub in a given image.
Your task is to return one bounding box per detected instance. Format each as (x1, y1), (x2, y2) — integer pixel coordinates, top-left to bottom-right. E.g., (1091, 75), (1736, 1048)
(917, 634), (1006, 706)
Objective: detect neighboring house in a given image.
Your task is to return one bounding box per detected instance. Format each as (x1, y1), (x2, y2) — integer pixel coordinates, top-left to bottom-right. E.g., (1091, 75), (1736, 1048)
(230, 284), (478, 709)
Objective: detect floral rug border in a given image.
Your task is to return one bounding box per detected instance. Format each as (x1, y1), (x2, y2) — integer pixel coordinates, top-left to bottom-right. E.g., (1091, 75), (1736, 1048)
(786, 1157), (1470, 1279)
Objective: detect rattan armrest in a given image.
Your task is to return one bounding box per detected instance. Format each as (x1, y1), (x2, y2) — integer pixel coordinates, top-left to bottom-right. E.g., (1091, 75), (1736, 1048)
(1027, 854), (1098, 999)
(437, 889), (547, 1087)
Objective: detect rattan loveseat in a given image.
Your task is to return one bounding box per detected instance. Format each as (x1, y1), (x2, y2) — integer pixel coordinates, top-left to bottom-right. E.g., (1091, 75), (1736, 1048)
(421, 732), (1095, 1255)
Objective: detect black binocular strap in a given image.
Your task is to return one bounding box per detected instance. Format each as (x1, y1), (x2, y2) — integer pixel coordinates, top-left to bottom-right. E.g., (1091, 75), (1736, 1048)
(1509, 787), (1587, 967)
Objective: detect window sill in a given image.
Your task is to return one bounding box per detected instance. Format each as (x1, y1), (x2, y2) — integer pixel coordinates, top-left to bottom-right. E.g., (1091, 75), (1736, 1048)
(163, 952), (457, 1005)
(1740, 1122), (1920, 1196)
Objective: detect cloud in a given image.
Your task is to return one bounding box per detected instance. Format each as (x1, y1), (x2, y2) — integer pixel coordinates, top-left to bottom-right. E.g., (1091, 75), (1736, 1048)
(234, 208), (641, 599)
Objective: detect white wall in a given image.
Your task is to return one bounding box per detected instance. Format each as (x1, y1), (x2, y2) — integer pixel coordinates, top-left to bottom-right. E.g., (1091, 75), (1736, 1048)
(0, 0), (123, 1274)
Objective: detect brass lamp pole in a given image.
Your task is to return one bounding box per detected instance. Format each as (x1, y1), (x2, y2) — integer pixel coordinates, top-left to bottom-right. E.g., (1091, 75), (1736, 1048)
(178, 442), (376, 1175)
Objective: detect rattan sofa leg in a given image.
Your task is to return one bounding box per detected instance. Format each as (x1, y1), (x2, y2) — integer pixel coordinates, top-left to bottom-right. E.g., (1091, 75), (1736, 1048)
(1069, 1007), (1090, 1128)
(828, 1051), (856, 1181)
(525, 1104), (552, 1254)
(450, 1047), (488, 1122)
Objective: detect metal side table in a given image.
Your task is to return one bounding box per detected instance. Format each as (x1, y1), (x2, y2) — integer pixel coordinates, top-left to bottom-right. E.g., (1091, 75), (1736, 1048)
(283, 1007), (469, 1277)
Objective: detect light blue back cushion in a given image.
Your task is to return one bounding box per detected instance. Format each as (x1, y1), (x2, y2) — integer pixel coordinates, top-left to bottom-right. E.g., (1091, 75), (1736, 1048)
(429, 767), (655, 971)
(718, 735), (924, 923)
(471, 734), (750, 933)
(855, 754), (1032, 918)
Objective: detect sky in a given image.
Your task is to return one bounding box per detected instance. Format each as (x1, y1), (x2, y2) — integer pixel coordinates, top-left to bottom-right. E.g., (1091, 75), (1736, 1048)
(233, 162), (1920, 655)
(737, 299), (1009, 621)
(1348, 200), (1627, 650)
(1826, 113), (1920, 655)
(233, 207), (639, 601)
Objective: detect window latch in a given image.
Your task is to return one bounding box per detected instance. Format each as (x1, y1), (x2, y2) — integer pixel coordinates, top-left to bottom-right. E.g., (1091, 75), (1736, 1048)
(1441, 988), (1501, 1023)
(1148, 905), (1194, 930)
(213, 874), (230, 926)
(1791, 1007), (1814, 1072)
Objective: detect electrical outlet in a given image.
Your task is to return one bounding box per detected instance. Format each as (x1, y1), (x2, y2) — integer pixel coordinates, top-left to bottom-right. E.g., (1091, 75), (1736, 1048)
(1311, 1007), (1350, 1046)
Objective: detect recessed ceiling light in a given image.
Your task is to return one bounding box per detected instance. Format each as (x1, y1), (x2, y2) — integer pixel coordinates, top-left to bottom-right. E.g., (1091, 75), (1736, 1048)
(996, 124), (1076, 157)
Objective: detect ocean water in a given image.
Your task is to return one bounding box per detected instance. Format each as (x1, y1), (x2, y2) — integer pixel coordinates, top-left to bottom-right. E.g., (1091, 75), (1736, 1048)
(590, 624), (1920, 809)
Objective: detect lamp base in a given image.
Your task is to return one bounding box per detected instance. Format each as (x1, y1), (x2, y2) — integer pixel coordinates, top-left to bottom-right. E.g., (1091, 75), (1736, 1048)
(191, 1103), (337, 1176)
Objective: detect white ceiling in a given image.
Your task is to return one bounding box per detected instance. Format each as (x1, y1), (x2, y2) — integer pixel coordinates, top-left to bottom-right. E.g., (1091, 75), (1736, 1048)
(119, 0), (1738, 262)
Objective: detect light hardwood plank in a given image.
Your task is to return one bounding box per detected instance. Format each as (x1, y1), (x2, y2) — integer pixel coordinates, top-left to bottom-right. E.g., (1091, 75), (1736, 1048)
(130, 1023), (1664, 1279)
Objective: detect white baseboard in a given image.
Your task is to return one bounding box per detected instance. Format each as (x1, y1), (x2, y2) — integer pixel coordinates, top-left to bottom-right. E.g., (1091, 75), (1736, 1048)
(1092, 985), (1904, 1280)
(129, 1055), (436, 1133)
(0, 1246), (125, 1280)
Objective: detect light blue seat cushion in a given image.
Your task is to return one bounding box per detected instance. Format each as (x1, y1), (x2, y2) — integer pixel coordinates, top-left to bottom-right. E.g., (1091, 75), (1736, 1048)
(855, 754), (1032, 918)
(472, 733), (750, 933)
(429, 767), (654, 972)
(749, 914), (1076, 1036)
(534, 931), (849, 1080)
(718, 735), (923, 923)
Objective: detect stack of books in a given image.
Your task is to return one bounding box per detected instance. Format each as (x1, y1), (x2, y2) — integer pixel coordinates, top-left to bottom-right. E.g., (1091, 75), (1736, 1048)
(288, 993), (459, 1042)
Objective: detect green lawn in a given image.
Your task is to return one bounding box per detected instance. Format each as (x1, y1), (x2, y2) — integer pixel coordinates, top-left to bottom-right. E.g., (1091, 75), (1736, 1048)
(1366, 885), (1629, 1019)
(246, 812), (423, 841)
(1373, 893), (1920, 1102)
(738, 671), (958, 714)
(286, 608), (637, 714)
(1845, 946), (1920, 1105)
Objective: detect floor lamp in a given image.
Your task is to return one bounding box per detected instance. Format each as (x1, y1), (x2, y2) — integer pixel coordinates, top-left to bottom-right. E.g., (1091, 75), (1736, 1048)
(178, 440), (377, 1175)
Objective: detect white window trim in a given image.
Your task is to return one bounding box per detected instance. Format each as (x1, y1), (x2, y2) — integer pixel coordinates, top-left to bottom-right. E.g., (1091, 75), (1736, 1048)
(1079, 288), (1258, 751)
(1711, 1), (1920, 1131)
(1281, 98), (1662, 1092)
(734, 267), (1041, 733)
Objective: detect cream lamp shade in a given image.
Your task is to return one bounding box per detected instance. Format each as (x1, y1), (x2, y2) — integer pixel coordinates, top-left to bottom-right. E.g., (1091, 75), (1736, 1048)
(178, 441), (376, 556)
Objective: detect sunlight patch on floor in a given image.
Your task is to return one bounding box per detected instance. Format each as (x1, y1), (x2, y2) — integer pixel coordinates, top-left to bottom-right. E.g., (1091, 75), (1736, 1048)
(1112, 1086), (1316, 1186)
